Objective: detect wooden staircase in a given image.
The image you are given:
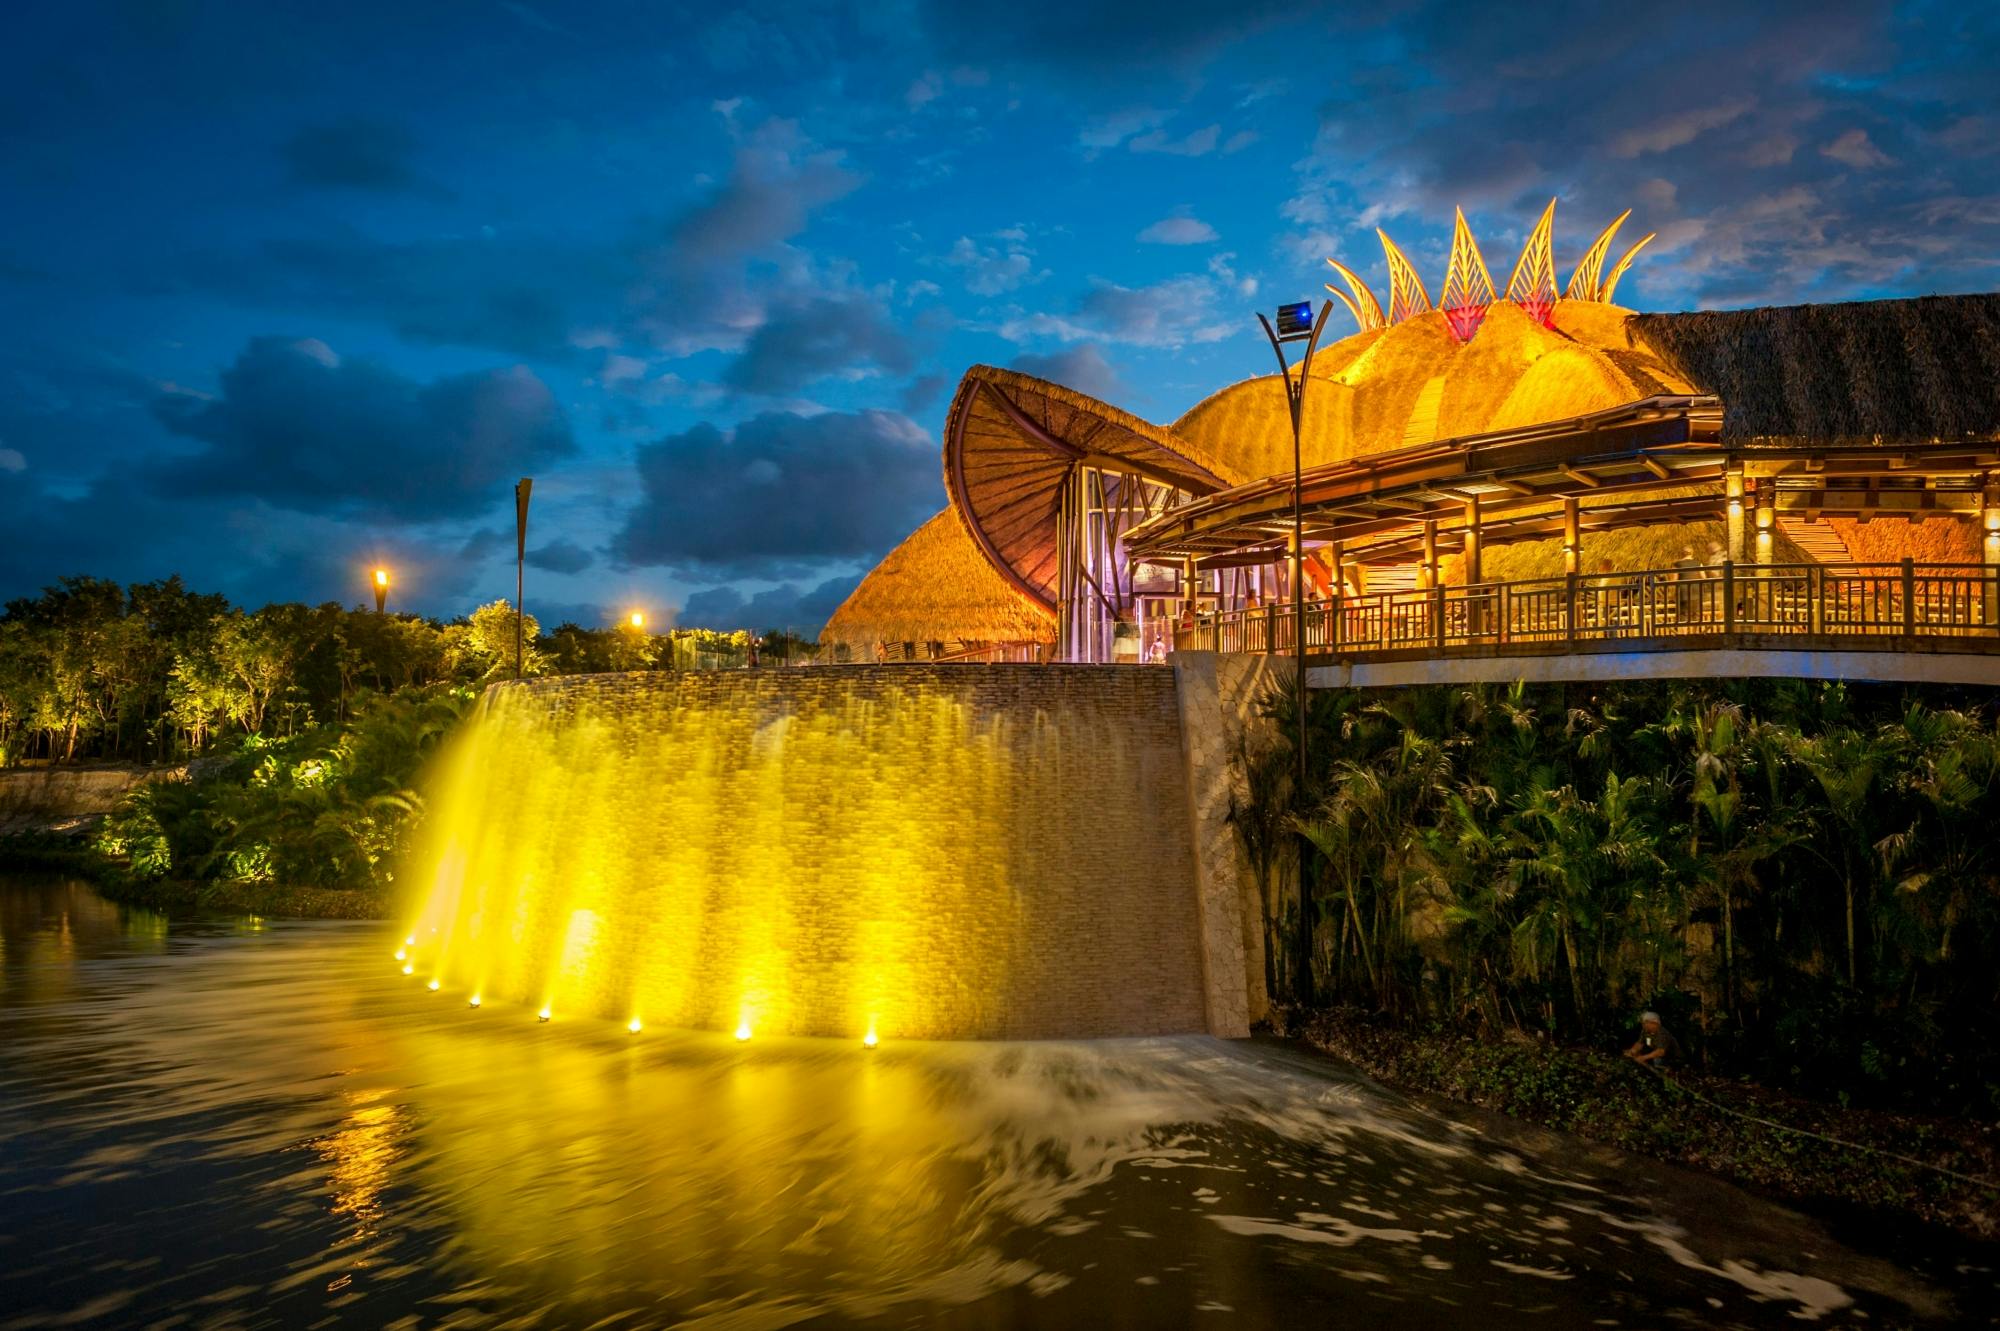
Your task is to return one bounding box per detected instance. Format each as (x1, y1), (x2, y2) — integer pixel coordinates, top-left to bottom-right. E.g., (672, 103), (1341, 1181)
(1777, 515), (1853, 564)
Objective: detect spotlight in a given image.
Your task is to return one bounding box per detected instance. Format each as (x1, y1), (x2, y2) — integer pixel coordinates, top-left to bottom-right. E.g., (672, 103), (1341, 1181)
(427, 979), (441, 992)
(405, 935), (416, 947)
(538, 1007), (552, 1023)
(469, 995), (481, 1009)
(734, 1021), (752, 1042)
(394, 949), (407, 962)
(627, 1018), (643, 1034)
(862, 1029), (879, 1050)
(402, 963), (414, 976)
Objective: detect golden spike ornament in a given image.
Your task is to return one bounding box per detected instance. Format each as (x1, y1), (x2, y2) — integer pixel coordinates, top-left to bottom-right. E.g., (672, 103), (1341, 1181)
(1505, 198), (1559, 327)
(1377, 229), (1433, 325)
(1324, 257), (1385, 333)
(1566, 209), (1631, 302)
(1438, 207), (1496, 342)
(1598, 232), (1657, 305)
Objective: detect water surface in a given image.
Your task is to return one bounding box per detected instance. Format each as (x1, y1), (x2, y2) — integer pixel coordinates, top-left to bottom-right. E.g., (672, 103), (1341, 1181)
(0, 875), (1986, 1328)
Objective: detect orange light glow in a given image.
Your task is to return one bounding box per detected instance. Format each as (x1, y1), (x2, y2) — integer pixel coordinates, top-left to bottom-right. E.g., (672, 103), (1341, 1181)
(628, 611), (646, 629)
(374, 568), (390, 588)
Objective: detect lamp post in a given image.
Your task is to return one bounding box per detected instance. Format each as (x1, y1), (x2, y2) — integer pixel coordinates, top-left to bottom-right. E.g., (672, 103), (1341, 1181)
(628, 610), (646, 630)
(513, 478), (533, 680)
(1257, 298), (1334, 1008)
(372, 567), (390, 615)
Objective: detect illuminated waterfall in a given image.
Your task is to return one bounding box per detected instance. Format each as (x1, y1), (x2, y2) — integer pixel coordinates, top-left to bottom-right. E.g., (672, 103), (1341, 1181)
(400, 669), (1206, 1040)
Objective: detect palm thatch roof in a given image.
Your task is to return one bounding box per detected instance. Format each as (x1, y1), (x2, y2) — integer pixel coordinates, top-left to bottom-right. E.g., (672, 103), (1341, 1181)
(944, 366), (1231, 607)
(1630, 293), (2000, 445)
(820, 507), (1055, 652)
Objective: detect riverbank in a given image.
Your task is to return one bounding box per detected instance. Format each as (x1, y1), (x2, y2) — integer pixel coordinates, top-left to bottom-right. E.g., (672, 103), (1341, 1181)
(0, 830), (391, 919)
(1294, 1006), (2000, 1243)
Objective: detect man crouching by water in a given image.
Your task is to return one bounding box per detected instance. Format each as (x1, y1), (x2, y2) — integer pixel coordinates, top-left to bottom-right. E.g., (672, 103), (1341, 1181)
(1624, 1011), (1680, 1067)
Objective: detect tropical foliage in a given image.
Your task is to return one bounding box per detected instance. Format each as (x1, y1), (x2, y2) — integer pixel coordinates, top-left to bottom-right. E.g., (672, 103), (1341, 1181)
(1240, 679), (2000, 1114)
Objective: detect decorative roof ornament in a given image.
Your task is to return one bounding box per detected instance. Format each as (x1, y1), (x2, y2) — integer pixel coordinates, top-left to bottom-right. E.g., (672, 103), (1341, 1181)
(1565, 210), (1630, 302)
(1323, 258), (1385, 332)
(1599, 232), (1657, 305)
(1377, 229), (1433, 325)
(1438, 208), (1496, 342)
(1322, 200), (1657, 338)
(1504, 199), (1559, 328)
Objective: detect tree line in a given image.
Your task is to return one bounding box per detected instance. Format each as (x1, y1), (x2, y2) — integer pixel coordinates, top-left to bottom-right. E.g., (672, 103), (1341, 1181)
(0, 575), (817, 766)
(1234, 679), (2000, 1114)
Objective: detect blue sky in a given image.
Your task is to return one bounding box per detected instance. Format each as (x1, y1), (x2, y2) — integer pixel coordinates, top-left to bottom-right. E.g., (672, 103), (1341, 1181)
(3, 0), (1996, 629)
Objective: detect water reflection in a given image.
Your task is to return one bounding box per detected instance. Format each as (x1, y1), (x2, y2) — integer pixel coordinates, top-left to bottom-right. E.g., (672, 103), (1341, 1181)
(0, 874), (1982, 1328)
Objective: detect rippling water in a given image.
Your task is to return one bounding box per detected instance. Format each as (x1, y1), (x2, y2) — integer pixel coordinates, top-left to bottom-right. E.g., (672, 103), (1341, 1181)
(0, 874), (1986, 1328)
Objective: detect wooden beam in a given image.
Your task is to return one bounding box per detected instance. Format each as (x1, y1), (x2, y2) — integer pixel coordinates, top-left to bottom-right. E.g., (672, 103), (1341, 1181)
(1559, 465), (1603, 489)
(1640, 456), (1672, 480)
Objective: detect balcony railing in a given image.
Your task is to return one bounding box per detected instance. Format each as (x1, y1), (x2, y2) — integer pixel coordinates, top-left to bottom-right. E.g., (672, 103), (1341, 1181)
(1176, 561), (2000, 660)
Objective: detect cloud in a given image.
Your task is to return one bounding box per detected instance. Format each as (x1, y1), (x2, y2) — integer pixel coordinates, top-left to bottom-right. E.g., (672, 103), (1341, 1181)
(1129, 123), (1221, 156)
(678, 573), (857, 634)
(1822, 127), (1894, 169)
(1608, 99), (1755, 158)
(0, 447), (24, 473)
(664, 118), (859, 266)
(279, 119), (421, 191)
(917, 0), (1293, 78)
(152, 337), (574, 519)
(721, 293), (915, 394)
(526, 539), (595, 574)
(1138, 214), (1218, 245)
(1010, 344), (1122, 398)
(945, 234), (1045, 295)
(1002, 274), (1236, 349)
(615, 408), (938, 575)
(1078, 107), (1172, 153)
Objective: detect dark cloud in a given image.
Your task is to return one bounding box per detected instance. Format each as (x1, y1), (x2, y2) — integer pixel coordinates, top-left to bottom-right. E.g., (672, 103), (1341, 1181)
(526, 539), (596, 574)
(279, 119), (420, 191)
(899, 372), (950, 412)
(721, 293), (915, 395)
(915, 0), (1295, 76)
(152, 337), (575, 519)
(615, 408), (938, 575)
(678, 573), (856, 634)
(1011, 344), (1123, 399)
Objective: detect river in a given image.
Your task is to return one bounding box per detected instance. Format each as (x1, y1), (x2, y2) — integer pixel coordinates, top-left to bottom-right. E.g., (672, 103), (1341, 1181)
(0, 873), (1988, 1328)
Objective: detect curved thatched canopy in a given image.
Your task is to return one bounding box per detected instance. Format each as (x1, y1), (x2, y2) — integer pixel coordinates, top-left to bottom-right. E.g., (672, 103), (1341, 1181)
(943, 366), (1232, 607)
(1631, 293), (2000, 445)
(820, 508), (1054, 653)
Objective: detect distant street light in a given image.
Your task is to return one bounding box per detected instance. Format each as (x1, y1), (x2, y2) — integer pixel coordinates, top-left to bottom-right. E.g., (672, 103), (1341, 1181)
(628, 610), (646, 630)
(372, 567), (390, 614)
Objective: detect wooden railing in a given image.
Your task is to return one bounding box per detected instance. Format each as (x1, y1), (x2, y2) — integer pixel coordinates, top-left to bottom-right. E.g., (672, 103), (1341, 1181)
(1177, 561), (2000, 660)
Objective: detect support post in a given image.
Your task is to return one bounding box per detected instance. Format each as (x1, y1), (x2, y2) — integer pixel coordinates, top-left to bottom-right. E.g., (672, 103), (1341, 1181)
(1562, 496), (1580, 576)
(1723, 560), (1735, 633)
(513, 477), (532, 680)
(1463, 496), (1483, 639)
(1725, 464), (1746, 564)
(1902, 556), (1917, 637)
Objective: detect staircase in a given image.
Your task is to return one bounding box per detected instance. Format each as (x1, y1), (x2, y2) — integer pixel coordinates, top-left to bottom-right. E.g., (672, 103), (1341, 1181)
(1777, 515), (1853, 564)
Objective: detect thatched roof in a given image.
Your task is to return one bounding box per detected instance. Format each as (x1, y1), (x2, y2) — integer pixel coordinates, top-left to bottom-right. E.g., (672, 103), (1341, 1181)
(1630, 293), (2000, 444)
(944, 366), (1231, 608)
(820, 507), (1055, 651)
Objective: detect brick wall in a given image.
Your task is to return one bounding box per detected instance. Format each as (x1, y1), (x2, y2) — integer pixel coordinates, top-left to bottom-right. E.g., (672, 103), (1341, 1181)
(418, 665), (1207, 1040)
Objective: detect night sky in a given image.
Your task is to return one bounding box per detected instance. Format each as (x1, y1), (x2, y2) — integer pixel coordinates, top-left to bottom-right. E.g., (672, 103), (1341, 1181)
(4, 2), (1996, 630)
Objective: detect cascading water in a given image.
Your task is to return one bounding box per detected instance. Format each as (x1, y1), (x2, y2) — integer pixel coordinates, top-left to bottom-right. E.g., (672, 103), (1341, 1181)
(399, 667), (1207, 1040)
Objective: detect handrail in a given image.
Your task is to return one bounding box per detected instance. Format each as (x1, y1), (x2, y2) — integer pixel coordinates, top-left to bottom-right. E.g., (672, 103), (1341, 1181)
(1173, 562), (2000, 660)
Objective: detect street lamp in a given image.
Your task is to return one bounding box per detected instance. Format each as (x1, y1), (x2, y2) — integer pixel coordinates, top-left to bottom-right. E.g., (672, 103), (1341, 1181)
(627, 610), (646, 630)
(372, 567), (390, 614)
(1256, 297), (1334, 1008)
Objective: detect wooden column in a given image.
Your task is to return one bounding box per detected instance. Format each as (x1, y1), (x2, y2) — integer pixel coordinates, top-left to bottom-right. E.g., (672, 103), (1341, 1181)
(1725, 463), (1746, 562)
(1421, 518), (1438, 590)
(1562, 496), (1580, 575)
(1462, 495), (1483, 586)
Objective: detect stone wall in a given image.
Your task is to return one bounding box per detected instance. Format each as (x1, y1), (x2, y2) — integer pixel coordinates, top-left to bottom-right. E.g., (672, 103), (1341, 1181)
(1170, 653), (1293, 1037)
(413, 665), (1212, 1040)
(0, 765), (179, 834)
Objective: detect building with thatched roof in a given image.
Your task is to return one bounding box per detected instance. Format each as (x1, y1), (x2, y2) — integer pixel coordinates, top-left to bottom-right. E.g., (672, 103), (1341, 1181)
(825, 201), (2000, 665)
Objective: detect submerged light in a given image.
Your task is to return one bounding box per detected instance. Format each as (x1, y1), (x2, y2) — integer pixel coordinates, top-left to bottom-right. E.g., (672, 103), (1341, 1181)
(628, 1017), (643, 1034)
(405, 935), (416, 947)
(401, 963), (414, 976)
(734, 1021), (752, 1042)
(469, 995), (481, 1008)
(538, 1007), (552, 1023)
(394, 949), (406, 962)
(862, 1028), (879, 1050)
(427, 979), (441, 992)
